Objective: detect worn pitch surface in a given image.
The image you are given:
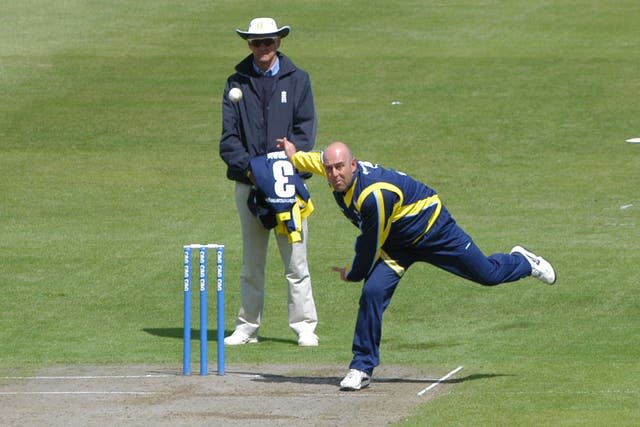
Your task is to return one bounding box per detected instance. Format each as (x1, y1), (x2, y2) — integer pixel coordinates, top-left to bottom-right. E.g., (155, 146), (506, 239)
(0, 364), (460, 426)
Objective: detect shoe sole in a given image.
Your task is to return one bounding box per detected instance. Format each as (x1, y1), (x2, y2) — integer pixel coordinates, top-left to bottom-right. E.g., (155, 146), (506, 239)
(340, 381), (370, 391)
(534, 254), (557, 285)
(224, 337), (258, 346)
(340, 377), (371, 391)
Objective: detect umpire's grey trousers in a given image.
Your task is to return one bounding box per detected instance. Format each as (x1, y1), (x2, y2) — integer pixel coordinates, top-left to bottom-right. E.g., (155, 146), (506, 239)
(232, 182), (318, 338)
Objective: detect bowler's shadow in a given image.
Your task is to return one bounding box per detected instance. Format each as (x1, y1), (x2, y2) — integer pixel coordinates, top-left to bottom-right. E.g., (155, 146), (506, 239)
(252, 372), (509, 386)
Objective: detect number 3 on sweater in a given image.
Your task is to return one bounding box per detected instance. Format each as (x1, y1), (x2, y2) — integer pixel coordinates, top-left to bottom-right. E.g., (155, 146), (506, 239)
(272, 160), (296, 198)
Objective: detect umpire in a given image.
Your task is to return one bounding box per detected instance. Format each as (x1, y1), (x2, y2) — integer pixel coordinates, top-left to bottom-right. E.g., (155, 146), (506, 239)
(219, 18), (319, 347)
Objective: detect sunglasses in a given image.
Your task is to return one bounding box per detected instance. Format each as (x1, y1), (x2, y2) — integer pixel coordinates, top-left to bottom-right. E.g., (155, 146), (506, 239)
(249, 38), (277, 48)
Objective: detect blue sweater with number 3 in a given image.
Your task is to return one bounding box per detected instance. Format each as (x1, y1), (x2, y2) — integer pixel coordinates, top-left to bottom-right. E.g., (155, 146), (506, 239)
(249, 151), (314, 243)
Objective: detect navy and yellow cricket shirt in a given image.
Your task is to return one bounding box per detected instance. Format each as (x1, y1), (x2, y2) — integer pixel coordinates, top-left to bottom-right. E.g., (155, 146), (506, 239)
(291, 151), (441, 282)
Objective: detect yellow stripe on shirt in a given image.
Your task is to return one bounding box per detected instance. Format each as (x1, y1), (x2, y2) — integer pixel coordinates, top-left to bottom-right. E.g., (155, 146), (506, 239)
(410, 195), (442, 244)
(393, 194), (440, 219)
(355, 183), (403, 251)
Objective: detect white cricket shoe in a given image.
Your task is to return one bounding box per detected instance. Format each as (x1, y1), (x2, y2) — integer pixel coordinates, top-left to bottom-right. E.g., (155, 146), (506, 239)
(297, 332), (319, 347)
(223, 331), (258, 346)
(339, 369), (371, 391)
(511, 246), (557, 285)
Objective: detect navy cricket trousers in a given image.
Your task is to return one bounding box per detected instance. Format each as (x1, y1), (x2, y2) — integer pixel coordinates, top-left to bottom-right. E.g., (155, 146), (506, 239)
(349, 207), (532, 375)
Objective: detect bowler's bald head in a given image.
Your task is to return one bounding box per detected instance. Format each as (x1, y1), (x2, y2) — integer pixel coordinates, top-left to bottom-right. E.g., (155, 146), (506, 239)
(323, 141), (353, 166)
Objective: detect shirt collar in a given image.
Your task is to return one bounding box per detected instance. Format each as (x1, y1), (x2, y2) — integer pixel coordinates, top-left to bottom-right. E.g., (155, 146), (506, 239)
(343, 176), (358, 206)
(252, 56), (280, 76)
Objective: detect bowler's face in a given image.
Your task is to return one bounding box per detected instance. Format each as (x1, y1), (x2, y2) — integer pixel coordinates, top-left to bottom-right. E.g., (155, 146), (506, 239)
(323, 149), (356, 193)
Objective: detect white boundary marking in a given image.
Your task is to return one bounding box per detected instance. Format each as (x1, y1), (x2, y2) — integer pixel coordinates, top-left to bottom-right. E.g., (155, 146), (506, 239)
(417, 365), (463, 396)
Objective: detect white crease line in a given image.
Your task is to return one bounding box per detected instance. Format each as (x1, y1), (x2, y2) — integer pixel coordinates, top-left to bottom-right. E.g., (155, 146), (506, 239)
(1, 375), (171, 380)
(417, 366), (463, 396)
(0, 391), (167, 395)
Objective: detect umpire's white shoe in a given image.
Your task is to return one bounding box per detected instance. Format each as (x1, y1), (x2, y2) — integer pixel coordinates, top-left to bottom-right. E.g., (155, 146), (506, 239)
(340, 369), (371, 391)
(511, 246), (557, 285)
(297, 332), (319, 347)
(223, 331), (258, 346)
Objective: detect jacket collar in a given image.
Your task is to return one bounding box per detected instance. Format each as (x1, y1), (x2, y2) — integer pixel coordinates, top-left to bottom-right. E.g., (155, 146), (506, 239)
(236, 52), (295, 78)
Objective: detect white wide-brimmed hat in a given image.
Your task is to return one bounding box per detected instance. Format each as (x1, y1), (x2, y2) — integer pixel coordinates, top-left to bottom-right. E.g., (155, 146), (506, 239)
(236, 17), (290, 40)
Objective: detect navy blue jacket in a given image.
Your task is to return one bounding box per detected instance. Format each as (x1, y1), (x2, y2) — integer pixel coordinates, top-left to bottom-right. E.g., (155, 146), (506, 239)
(219, 53), (317, 184)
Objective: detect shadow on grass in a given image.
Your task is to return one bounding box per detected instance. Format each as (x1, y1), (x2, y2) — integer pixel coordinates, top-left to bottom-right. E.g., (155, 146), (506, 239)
(143, 328), (298, 345)
(252, 372), (508, 386)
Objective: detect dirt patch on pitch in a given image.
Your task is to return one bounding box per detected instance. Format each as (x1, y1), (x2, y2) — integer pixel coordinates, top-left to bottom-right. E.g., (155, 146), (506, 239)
(0, 364), (458, 426)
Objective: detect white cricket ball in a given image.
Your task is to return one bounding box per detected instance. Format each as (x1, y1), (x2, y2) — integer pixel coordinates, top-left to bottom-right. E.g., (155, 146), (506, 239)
(228, 87), (243, 103)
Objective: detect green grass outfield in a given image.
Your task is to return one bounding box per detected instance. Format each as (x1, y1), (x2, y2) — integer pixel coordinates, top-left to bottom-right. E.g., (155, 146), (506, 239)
(1, 0), (639, 424)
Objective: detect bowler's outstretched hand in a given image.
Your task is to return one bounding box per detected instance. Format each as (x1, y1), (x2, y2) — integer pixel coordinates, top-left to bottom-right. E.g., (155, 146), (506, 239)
(276, 137), (297, 160)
